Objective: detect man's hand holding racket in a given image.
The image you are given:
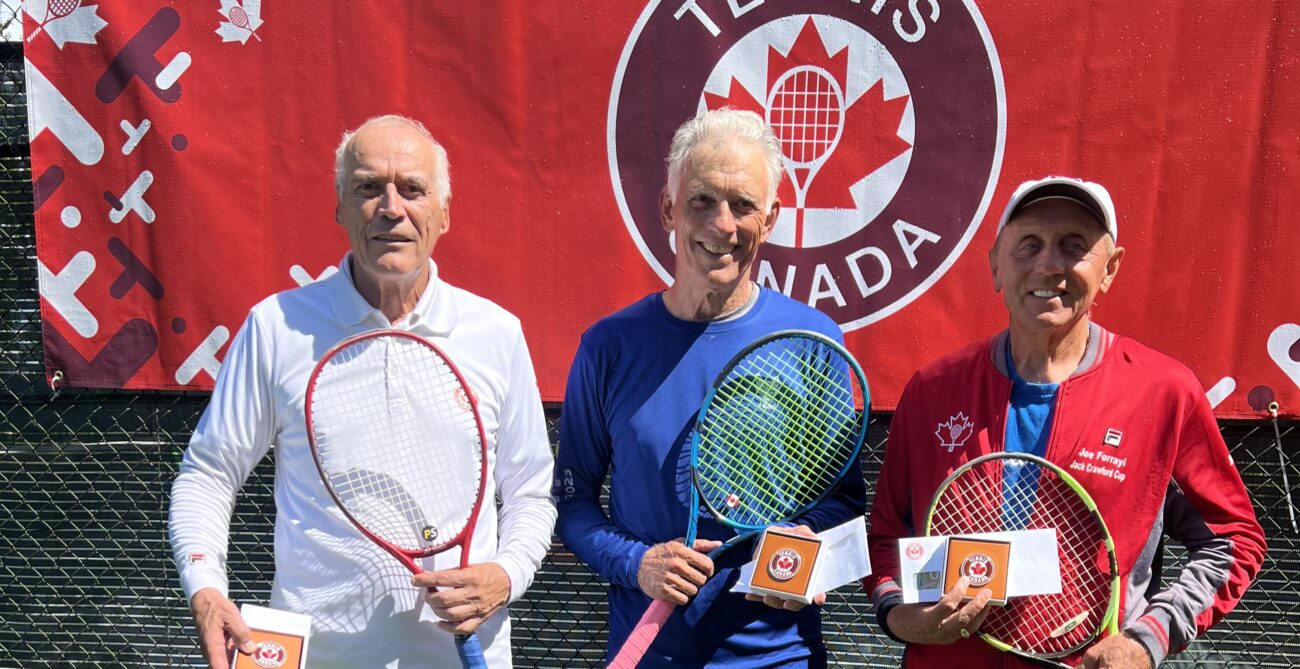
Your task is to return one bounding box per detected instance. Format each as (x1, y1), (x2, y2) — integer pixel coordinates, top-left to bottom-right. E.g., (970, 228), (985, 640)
(189, 587), (255, 669)
(637, 538), (722, 605)
(1078, 633), (1153, 669)
(415, 562), (512, 635)
(885, 576), (994, 645)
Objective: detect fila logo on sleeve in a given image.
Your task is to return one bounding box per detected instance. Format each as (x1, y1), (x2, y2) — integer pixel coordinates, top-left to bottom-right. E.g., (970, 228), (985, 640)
(1103, 428), (1123, 448)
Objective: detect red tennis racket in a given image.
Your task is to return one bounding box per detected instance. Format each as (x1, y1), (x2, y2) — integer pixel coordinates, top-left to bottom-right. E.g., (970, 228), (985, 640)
(26, 0), (82, 42)
(227, 5), (262, 41)
(305, 330), (489, 668)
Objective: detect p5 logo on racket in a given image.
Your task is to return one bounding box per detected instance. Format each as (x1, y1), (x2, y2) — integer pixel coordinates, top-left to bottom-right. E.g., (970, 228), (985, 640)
(610, 2), (1005, 328)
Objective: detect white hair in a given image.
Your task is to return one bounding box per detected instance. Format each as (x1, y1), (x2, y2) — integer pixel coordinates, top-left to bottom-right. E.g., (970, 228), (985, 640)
(665, 108), (784, 210)
(334, 114), (451, 207)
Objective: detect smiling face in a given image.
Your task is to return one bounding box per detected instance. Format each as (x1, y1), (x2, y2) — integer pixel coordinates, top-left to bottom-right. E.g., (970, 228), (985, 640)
(990, 198), (1124, 336)
(660, 137), (779, 309)
(336, 121), (449, 293)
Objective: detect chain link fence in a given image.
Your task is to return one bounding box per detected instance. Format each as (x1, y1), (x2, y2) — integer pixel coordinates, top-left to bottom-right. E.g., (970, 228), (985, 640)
(1, 23), (1296, 668)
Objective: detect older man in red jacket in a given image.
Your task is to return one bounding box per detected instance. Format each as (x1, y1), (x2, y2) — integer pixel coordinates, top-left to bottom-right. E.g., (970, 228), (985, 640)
(864, 176), (1266, 668)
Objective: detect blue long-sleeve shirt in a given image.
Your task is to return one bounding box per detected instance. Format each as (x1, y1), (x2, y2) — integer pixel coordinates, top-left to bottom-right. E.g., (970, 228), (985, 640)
(554, 290), (867, 668)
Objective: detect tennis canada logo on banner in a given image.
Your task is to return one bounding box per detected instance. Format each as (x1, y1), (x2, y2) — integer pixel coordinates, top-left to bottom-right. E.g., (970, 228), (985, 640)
(768, 547), (802, 582)
(960, 553), (995, 588)
(610, 2), (1005, 328)
(252, 641), (288, 668)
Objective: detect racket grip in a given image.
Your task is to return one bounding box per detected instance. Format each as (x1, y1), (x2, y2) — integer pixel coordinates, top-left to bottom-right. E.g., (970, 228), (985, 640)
(607, 600), (674, 669)
(455, 632), (488, 669)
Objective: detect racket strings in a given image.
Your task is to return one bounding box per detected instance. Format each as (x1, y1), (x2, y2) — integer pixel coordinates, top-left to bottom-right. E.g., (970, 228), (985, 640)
(930, 459), (1113, 657)
(311, 336), (484, 553)
(698, 389), (848, 517)
(768, 67), (844, 165)
(695, 337), (863, 526)
(49, 0), (81, 18)
(698, 381), (847, 512)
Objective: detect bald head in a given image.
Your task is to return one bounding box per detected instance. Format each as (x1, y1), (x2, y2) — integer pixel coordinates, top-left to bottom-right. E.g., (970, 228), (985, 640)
(334, 115), (451, 207)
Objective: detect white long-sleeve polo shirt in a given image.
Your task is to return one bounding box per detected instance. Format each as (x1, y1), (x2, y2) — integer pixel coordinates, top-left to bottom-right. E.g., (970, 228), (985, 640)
(168, 256), (556, 668)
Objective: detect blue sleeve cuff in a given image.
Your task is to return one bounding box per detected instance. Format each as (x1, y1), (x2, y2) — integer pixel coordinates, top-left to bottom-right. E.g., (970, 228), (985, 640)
(620, 543), (651, 591)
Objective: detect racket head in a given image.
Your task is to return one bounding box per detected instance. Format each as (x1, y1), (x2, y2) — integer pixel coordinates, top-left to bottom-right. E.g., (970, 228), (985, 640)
(924, 452), (1120, 661)
(690, 330), (868, 535)
(765, 65), (846, 168)
(48, 0), (81, 19)
(228, 5), (250, 28)
(305, 330), (488, 567)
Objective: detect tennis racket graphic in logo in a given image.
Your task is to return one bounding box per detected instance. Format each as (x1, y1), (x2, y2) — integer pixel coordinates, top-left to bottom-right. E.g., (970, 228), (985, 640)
(766, 65), (845, 247)
(704, 17), (912, 250)
(227, 5), (261, 41)
(218, 0), (263, 44)
(24, 0), (81, 42)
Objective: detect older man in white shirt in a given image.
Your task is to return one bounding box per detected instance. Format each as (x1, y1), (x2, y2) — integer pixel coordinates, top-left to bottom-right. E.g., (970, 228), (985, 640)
(168, 114), (556, 669)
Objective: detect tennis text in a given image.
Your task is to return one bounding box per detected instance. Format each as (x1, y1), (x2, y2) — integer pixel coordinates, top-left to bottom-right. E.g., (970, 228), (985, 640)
(673, 0), (941, 43)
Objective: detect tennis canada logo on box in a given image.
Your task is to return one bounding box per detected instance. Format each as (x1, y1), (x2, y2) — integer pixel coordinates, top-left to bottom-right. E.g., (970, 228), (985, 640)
(233, 630), (304, 669)
(768, 547), (803, 582)
(750, 529), (823, 601)
(943, 537), (1011, 605)
(960, 553), (995, 588)
(252, 641), (287, 668)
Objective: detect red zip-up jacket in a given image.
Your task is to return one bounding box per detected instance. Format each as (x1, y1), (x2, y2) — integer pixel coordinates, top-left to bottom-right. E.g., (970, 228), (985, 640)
(864, 326), (1266, 667)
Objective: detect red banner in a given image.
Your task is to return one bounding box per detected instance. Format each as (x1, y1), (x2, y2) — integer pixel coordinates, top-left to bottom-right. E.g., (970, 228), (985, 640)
(23, 1), (1300, 418)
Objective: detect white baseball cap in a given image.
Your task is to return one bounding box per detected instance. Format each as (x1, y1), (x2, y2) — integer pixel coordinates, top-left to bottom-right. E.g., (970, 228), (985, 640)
(995, 176), (1118, 243)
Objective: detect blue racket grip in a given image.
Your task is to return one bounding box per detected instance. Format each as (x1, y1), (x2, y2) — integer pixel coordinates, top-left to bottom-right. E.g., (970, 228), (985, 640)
(456, 632), (488, 669)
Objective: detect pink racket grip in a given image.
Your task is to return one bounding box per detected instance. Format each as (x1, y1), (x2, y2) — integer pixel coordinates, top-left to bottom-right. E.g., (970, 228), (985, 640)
(607, 600), (675, 668)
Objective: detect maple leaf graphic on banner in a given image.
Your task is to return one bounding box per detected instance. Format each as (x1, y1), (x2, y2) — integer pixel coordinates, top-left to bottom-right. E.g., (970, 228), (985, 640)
(217, 0), (262, 43)
(705, 19), (912, 246)
(23, 0), (107, 48)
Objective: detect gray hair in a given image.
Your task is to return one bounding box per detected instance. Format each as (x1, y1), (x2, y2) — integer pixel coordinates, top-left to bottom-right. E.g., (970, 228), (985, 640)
(666, 109), (784, 210)
(334, 114), (451, 207)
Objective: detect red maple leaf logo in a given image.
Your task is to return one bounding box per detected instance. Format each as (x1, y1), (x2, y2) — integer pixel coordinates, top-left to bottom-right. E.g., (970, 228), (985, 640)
(777, 555), (795, 570)
(969, 561), (987, 577)
(704, 18), (912, 247)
